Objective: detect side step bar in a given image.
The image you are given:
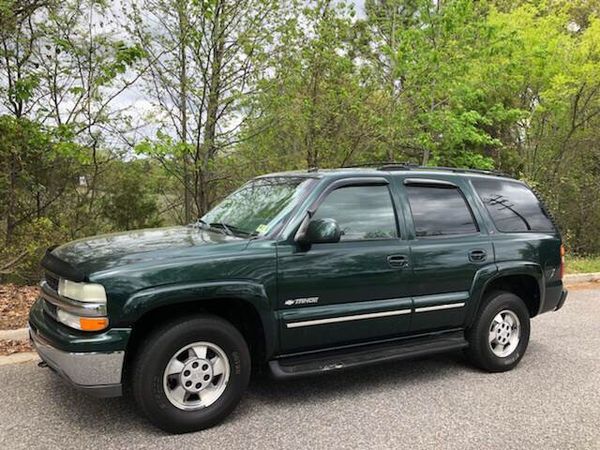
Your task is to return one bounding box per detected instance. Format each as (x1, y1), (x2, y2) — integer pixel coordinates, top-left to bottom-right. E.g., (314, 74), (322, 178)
(269, 331), (468, 379)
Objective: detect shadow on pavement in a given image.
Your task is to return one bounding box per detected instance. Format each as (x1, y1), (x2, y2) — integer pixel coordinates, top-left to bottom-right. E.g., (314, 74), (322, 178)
(38, 351), (470, 435)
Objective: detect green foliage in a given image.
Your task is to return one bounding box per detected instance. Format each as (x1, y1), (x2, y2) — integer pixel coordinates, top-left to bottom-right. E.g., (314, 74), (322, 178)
(100, 161), (162, 231)
(1, 217), (69, 283)
(567, 256), (600, 274)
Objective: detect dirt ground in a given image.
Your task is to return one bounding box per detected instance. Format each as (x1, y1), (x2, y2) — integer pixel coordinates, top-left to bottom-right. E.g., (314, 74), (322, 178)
(565, 280), (600, 291)
(0, 339), (33, 356)
(0, 284), (38, 330)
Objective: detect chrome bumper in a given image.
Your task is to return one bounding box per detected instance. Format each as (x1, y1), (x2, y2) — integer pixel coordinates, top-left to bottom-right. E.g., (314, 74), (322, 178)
(30, 327), (124, 397)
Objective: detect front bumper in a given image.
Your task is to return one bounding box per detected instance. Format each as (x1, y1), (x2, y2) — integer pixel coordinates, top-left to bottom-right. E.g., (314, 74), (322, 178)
(28, 298), (129, 398)
(30, 326), (124, 397)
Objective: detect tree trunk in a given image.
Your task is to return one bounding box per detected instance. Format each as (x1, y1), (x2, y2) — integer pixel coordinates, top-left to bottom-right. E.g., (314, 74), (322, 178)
(199, 0), (225, 215)
(5, 149), (18, 244)
(177, 4), (192, 222)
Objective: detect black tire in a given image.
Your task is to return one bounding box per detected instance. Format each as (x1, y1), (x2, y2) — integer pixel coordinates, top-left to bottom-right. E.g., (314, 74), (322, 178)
(466, 290), (530, 372)
(131, 314), (251, 434)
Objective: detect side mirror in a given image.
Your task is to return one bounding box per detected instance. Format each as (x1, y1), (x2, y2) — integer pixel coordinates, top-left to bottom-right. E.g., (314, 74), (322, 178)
(304, 218), (341, 244)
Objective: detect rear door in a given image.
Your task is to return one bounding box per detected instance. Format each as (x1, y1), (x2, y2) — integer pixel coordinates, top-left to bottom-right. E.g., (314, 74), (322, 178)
(397, 177), (494, 333)
(276, 178), (413, 353)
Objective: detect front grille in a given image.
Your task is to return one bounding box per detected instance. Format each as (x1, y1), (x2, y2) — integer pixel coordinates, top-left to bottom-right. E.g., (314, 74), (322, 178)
(42, 273), (60, 323)
(42, 299), (58, 321)
(45, 272), (59, 291)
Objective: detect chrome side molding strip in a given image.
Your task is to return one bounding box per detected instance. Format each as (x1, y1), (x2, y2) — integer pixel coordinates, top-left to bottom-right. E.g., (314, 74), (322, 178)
(286, 309), (411, 329)
(414, 302), (465, 313)
(286, 302), (466, 328)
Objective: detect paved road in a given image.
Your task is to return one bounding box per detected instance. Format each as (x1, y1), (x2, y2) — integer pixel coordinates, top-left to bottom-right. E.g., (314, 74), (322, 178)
(1, 288), (599, 450)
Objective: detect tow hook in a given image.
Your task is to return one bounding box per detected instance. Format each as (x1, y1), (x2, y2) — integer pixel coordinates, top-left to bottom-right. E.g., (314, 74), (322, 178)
(38, 361), (48, 368)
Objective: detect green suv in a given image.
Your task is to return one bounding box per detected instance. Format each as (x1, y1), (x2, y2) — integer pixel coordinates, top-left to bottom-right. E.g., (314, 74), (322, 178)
(29, 165), (567, 433)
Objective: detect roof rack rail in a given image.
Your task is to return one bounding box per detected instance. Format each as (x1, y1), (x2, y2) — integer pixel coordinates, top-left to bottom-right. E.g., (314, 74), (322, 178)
(338, 161), (512, 178)
(341, 161), (417, 169)
(377, 162), (419, 171)
(376, 163), (512, 178)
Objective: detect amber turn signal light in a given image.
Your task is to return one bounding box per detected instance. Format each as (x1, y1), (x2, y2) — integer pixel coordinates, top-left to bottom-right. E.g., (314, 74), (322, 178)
(79, 317), (109, 331)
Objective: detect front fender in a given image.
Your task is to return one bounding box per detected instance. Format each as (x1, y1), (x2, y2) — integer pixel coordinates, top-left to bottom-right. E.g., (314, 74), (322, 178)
(466, 261), (544, 326)
(121, 281), (276, 357)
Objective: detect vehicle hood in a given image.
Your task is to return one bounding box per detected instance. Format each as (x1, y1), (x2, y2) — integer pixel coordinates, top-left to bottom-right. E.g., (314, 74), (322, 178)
(50, 226), (249, 276)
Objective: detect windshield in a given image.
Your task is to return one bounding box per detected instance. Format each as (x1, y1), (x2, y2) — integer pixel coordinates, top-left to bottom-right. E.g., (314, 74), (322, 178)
(199, 177), (315, 237)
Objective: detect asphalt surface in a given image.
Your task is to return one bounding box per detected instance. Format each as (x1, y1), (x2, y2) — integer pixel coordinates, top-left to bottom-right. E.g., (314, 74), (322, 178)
(0, 288), (599, 450)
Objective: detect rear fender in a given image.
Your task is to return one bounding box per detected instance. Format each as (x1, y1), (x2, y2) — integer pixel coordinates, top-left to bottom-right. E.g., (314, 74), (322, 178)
(466, 261), (544, 326)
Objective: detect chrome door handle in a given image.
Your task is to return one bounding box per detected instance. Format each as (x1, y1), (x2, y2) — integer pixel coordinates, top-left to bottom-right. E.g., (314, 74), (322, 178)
(469, 249), (487, 262)
(387, 255), (408, 268)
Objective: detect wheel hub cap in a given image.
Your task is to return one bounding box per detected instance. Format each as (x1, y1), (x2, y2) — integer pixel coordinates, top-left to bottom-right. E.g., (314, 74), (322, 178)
(179, 358), (214, 393)
(488, 310), (521, 358)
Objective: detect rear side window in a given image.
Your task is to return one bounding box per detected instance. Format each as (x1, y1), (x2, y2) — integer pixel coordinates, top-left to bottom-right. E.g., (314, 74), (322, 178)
(405, 184), (478, 237)
(472, 178), (555, 232)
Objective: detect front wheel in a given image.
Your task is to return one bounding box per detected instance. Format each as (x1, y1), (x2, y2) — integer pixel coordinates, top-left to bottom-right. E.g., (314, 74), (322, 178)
(131, 315), (251, 433)
(466, 291), (531, 372)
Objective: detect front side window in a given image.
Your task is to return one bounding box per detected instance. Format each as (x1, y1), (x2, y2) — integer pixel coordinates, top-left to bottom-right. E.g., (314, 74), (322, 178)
(405, 184), (478, 237)
(313, 185), (398, 241)
(201, 177), (314, 237)
(471, 178), (555, 232)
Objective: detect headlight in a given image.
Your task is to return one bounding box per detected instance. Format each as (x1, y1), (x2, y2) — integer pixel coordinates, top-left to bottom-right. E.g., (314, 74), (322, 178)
(58, 278), (107, 303)
(55, 278), (108, 331)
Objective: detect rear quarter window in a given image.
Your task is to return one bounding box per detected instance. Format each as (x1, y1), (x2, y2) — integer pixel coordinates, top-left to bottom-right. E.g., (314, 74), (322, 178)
(471, 178), (555, 233)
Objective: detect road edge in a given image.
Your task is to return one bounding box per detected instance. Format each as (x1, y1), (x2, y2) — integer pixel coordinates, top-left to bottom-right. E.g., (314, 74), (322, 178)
(0, 327), (29, 341)
(0, 352), (39, 366)
(564, 272), (600, 284)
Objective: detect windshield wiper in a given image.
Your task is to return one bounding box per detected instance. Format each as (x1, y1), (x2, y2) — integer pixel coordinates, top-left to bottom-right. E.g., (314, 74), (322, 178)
(209, 222), (234, 236)
(192, 218), (256, 237)
(209, 222), (257, 237)
(189, 219), (208, 229)
(190, 219), (233, 236)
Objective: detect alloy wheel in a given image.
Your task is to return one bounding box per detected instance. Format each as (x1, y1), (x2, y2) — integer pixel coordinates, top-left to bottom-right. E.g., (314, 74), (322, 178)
(162, 341), (231, 410)
(488, 309), (521, 358)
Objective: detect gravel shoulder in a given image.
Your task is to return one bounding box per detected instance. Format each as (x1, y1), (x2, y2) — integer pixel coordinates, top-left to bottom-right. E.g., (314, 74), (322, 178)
(0, 287), (598, 450)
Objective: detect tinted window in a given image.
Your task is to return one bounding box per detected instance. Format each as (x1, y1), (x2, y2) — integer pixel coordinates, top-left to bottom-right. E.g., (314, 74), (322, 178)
(472, 179), (555, 232)
(313, 185), (397, 240)
(405, 184), (478, 237)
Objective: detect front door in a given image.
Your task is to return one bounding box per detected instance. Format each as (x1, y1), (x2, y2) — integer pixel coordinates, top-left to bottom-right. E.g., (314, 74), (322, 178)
(276, 179), (412, 353)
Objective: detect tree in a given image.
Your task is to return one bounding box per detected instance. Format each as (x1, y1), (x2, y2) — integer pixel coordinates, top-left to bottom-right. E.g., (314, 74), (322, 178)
(128, 0), (282, 220)
(100, 160), (162, 231)
(235, 0), (390, 177)
(0, 0), (144, 242)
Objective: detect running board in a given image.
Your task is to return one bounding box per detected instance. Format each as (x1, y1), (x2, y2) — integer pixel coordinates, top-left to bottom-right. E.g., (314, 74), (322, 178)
(269, 331), (468, 379)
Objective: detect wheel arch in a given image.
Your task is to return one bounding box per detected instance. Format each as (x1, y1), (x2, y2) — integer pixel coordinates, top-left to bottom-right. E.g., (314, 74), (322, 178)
(121, 281), (276, 376)
(467, 262), (544, 327)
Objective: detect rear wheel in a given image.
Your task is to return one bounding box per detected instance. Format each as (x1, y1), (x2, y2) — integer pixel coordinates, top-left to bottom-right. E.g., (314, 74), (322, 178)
(132, 314), (250, 433)
(466, 291), (530, 372)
